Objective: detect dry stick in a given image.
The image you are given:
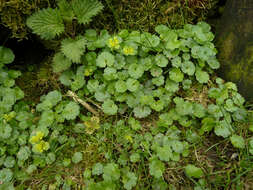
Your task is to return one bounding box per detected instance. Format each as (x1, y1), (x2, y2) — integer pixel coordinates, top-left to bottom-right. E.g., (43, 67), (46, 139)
(67, 90), (100, 116)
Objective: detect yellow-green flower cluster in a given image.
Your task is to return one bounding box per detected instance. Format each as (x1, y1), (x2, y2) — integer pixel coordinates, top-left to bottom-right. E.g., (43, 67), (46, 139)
(34, 141), (50, 153)
(3, 111), (16, 122)
(108, 36), (121, 49)
(29, 131), (50, 153)
(84, 68), (93, 76)
(123, 46), (135, 55)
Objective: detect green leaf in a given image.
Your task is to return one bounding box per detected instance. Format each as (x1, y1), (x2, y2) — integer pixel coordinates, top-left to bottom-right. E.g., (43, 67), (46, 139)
(150, 66), (163, 77)
(61, 36), (86, 63)
(92, 163), (103, 175)
(26, 8), (64, 40)
(17, 146), (31, 161)
(72, 152), (83, 164)
(193, 103), (206, 118)
(214, 120), (232, 138)
(195, 69), (209, 84)
(57, 0), (75, 21)
(46, 153), (56, 165)
(52, 52), (72, 73)
(156, 145), (172, 162)
(72, 0), (103, 25)
(171, 56), (181, 68)
(181, 61), (195, 76)
(96, 52), (115, 68)
(149, 158), (165, 178)
(103, 163), (120, 181)
(128, 64), (144, 79)
(115, 80), (127, 93)
(0, 169), (13, 184)
(126, 78), (139, 92)
(62, 101), (80, 120)
(165, 79), (179, 93)
(102, 100), (118, 115)
(155, 54), (168, 67)
(230, 135), (245, 149)
(133, 106), (151, 118)
(4, 156), (15, 168)
(130, 153), (140, 163)
(169, 68), (184, 82)
(224, 99), (238, 112)
(185, 164), (204, 178)
(152, 76), (164, 86)
(207, 58), (220, 69)
(122, 171), (137, 190)
(0, 46), (15, 64)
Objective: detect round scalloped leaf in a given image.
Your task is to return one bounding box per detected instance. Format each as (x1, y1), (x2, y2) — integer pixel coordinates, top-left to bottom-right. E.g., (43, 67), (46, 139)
(155, 54), (168, 67)
(0, 46), (15, 64)
(96, 52), (115, 68)
(230, 135), (245, 149)
(115, 80), (127, 93)
(181, 61), (195, 76)
(195, 69), (209, 84)
(185, 164), (204, 178)
(72, 152), (83, 164)
(149, 159), (165, 178)
(62, 101), (80, 120)
(126, 78), (140, 92)
(102, 99), (118, 115)
(169, 68), (184, 82)
(26, 8), (64, 40)
(0, 168), (13, 183)
(133, 106), (151, 118)
(17, 146), (31, 161)
(128, 63), (145, 79)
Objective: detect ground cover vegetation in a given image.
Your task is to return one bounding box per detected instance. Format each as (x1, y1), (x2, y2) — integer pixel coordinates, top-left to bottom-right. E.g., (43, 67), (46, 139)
(1, 0), (253, 189)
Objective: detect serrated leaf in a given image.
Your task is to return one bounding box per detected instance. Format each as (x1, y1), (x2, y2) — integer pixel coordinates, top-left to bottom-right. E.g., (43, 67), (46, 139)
(72, 0), (103, 25)
(26, 8), (64, 40)
(61, 36), (86, 63)
(52, 52), (72, 73)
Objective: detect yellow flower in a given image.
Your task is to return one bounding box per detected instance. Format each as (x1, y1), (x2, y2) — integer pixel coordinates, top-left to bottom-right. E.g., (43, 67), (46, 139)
(123, 46), (135, 55)
(84, 116), (100, 135)
(108, 37), (120, 49)
(3, 111), (16, 122)
(29, 131), (44, 144)
(84, 68), (92, 76)
(34, 140), (50, 153)
(125, 135), (133, 143)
